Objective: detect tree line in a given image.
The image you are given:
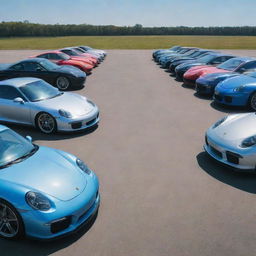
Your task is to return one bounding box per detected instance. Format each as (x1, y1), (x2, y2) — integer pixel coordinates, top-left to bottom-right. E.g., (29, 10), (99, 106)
(1, 22), (256, 37)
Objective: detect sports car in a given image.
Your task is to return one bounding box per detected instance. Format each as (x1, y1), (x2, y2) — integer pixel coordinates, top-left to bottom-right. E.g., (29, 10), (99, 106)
(0, 58), (86, 90)
(60, 48), (98, 66)
(214, 72), (256, 110)
(0, 125), (100, 239)
(152, 46), (181, 59)
(175, 53), (235, 80)
(79, 46), (107, 57)
(0, 77), (99, 133)
(183, 57), (256, 86)
(204, 113), (256, 171)
(31, 51), (94, 74)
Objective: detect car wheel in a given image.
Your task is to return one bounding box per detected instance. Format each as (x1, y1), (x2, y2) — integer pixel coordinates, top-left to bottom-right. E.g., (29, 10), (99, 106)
(249, 92), (256, 110)
(36, 112), (57, 134)
(0, 199), (24, 240)
(56, 76), (70, 91)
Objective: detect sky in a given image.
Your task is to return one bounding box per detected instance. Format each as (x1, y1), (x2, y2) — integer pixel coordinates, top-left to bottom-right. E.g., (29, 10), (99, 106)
(0, 0), (255, 27)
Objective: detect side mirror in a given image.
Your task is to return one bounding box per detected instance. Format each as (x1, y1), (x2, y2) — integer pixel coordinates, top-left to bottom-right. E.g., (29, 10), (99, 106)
(13, 97), (24, 104)
(25, 136), (32, 142)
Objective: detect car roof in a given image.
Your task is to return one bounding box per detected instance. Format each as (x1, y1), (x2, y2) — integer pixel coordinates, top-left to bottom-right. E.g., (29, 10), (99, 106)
(231, 56), (255, 62)
(14, 58), (47, 64)
(0, 77), (41, 87)
(37, 50), (63, 55)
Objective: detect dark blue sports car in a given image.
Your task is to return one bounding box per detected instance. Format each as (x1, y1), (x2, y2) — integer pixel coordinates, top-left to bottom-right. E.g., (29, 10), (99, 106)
(196, 58), (256, 95)
(0, 58), (86, 90)
(214, 72), (256, 110)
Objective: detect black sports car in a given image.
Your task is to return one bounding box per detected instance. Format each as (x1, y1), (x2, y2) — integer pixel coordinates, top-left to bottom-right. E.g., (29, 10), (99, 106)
(0, 58), (86, 90)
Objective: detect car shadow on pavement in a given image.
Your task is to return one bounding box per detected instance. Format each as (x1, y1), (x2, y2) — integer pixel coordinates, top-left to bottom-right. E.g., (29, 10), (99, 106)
(197, 152), (256, 194)
(0, 211), (98, 256)
(4, 123), (99, 141)
(210, 101), (249, 114)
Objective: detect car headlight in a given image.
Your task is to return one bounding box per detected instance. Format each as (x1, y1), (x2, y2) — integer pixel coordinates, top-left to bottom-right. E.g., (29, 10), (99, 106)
(233, 85), (245, 92)
(241, 135), (256, 147)
(26, 192), (51, 211)
(76, 158), (91, 175)
(212, 116), (227, 129)
(59, 109), (73, 118)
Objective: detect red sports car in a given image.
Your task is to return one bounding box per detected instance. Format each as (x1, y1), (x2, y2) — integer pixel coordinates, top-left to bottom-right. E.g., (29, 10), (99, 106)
(31, 51), (94, 74)
(183, 57), (256, 86)
(60, 48), (98, 66)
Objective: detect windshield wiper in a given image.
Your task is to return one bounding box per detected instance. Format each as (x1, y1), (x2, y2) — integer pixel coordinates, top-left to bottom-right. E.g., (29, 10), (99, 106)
(0, 145), (39, 169)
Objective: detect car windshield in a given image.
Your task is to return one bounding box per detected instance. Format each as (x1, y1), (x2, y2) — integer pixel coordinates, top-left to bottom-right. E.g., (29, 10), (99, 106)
(0, 129), (37, 168)
(75, 48), (85, 53)
(196, 54), (216, 63)
(59, 53), (70, 60)
(218, 58), (244, 71)
(20, 80), (63, 102)
(40, 60), (59, 71)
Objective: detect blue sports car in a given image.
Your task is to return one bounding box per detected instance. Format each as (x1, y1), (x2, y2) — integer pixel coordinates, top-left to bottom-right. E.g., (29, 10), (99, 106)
(214, 72), (256, 110)
(0, 125), (100, 240)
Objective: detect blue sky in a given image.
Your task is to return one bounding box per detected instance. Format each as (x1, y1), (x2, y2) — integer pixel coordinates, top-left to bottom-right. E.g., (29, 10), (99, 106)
(0, 0), (255, 27)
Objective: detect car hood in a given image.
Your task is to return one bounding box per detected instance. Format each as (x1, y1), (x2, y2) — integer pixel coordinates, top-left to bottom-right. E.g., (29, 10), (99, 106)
(212, 113), (256, 141)
(0, 146), (87, 201)
(218, 75), (256, 89)
(35, 93), (95, 117)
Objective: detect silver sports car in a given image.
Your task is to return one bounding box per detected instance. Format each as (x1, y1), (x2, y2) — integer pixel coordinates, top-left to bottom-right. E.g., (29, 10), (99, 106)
(204, 113), (256, 171)
(0, 77), (99, 134)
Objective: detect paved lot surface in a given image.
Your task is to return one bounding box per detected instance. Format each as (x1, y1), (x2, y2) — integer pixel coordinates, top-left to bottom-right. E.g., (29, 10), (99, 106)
(1, 50), (256, 256)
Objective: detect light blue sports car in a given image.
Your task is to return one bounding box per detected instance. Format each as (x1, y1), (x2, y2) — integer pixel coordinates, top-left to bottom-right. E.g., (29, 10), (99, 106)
(0, 125), (100, 240)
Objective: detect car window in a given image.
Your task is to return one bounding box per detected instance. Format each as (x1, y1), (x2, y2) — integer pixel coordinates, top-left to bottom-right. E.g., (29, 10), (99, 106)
(237, 61), (256, 71)
(23, 62), (45, 72)
(48, 53), (62, 60)
(10, 63), (24, 71)
(0, 85), (24, 100)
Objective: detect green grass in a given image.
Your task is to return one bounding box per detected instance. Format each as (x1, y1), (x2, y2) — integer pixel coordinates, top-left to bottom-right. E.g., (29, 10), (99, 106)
(1, 35), (256, 50)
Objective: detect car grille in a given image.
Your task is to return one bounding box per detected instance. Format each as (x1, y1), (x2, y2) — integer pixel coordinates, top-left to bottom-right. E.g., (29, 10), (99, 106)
(71, 122), (82, 129)
(210, 146), (222, 158)
(224, 96), (232, 103)
(226, 151), (241, 165)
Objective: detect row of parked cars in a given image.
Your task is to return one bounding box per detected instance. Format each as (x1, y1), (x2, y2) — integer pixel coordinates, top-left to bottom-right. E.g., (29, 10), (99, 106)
(0, 46), (107, 240)
(153, 46), (256, 172)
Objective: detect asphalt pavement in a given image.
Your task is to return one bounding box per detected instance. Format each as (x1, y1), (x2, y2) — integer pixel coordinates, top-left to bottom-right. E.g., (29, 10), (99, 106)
(1, 49), (256, 256)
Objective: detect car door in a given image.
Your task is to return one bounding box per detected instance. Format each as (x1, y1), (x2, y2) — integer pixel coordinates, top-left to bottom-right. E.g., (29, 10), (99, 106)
(22, 62), (54, 84)
(0, 85), (32, 124)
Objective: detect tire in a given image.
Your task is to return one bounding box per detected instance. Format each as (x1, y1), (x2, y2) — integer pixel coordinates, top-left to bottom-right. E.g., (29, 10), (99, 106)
(56, 76), (70, 91)
(0, 199), (25, 240)
(36, 112), (57, 134)
(249, 92), (256, 111)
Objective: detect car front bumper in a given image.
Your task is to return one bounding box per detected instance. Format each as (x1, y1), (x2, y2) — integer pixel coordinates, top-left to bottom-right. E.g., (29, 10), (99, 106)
(56, 107), (99, 132)
(213, 89), (249, 106)
(204, 133), (256, 171)
(20, 175), (100, 239)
